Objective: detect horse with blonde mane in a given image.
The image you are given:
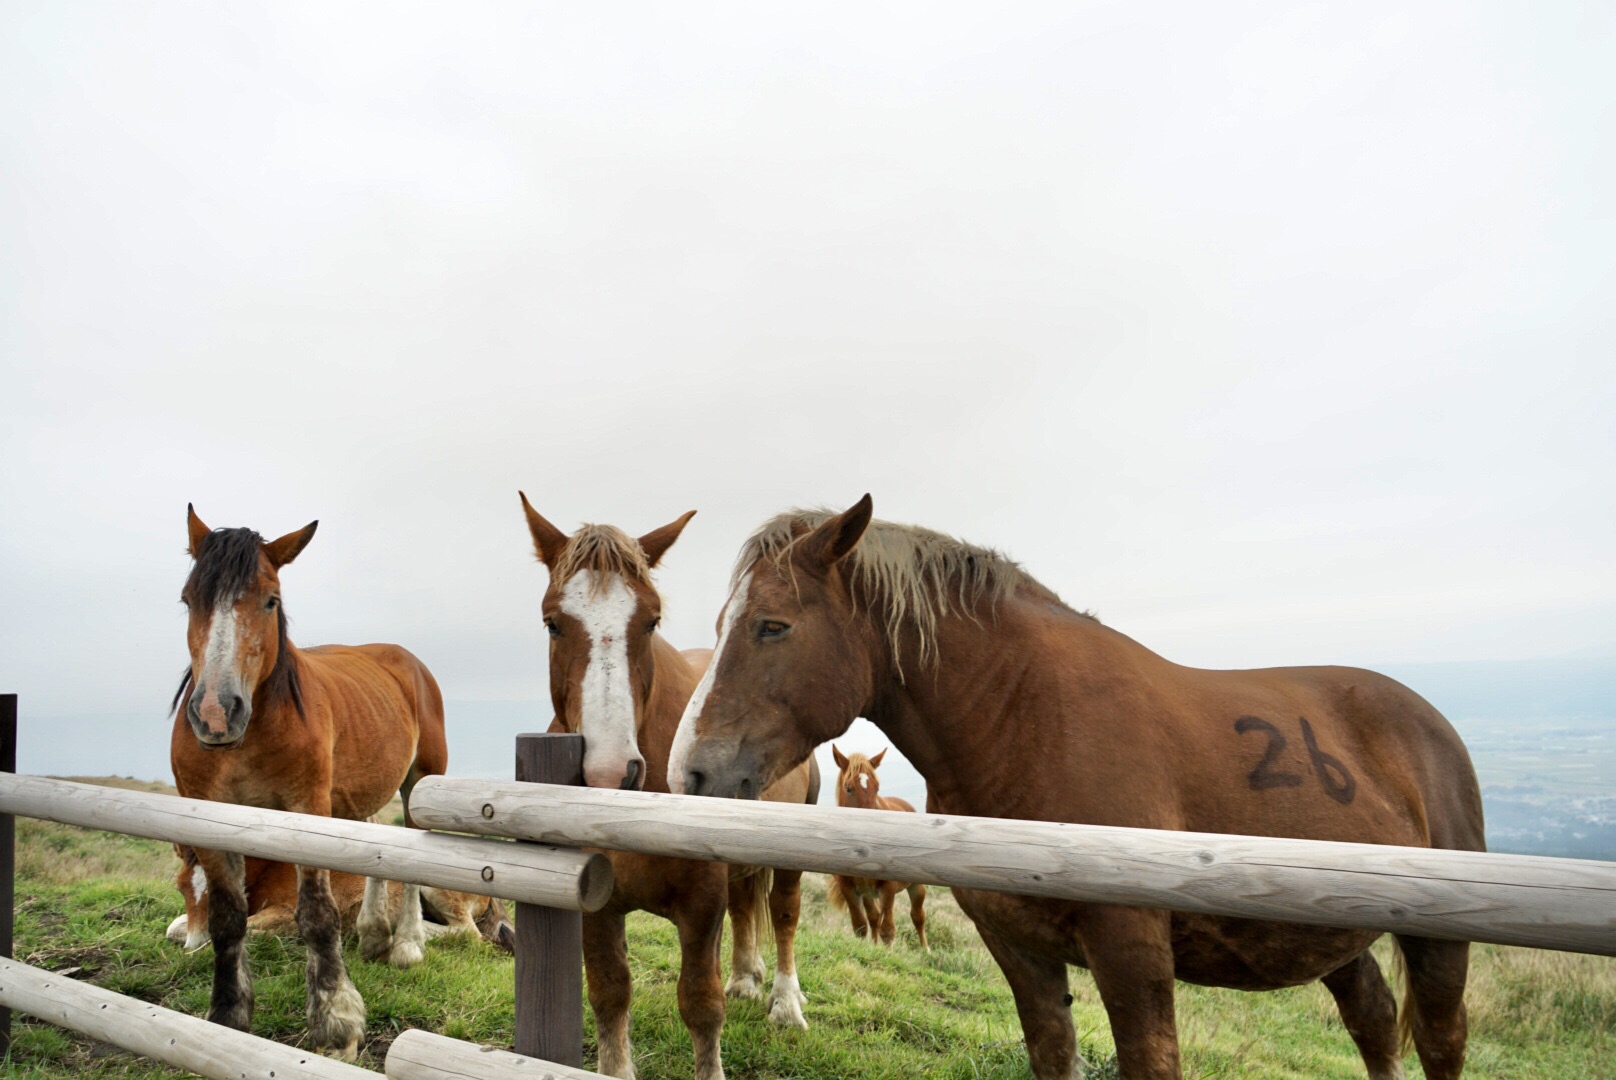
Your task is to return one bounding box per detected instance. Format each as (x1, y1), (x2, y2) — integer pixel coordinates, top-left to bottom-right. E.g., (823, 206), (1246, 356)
(520, 495), (820, 1080)
(827, 746), (928, 949)
(171, 506), (455, 1059)
(671, 495), (1484, 1080)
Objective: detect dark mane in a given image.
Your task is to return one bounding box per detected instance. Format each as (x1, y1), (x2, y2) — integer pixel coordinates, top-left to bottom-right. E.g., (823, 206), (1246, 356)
(172, 527), (304, 718)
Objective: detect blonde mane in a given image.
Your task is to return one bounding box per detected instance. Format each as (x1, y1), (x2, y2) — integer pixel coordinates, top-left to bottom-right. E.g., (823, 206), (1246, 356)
(735, 509), (1089, 674)
(552, 524), (653, 593)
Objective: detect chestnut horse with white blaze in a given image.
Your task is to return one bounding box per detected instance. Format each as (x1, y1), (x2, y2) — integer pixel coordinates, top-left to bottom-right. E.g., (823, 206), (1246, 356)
(828, 746), (928, 949)
(521, 495), (820, 1080)
(670, 497), (1484, 1080)
(171, 507), (451, 1060)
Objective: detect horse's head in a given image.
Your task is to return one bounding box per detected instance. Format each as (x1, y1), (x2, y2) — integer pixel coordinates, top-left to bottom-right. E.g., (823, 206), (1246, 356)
(521, 492), (696, 791)
(178, 505), (315, 748)
(831, 745), (887, 810)
(670, 495), (880, 799)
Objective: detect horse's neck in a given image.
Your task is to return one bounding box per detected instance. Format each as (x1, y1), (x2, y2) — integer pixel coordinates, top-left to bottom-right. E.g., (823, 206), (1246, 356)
(867, 590), (1127, 818)
(638, 635), (701, 793)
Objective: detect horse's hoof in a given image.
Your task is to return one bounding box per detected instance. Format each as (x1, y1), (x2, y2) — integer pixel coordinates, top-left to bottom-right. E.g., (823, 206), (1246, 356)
(357, 928), (392, 963)
(388, 939), (425, 968)
(724, 971), (765, 1001)
(765, 973), (808, 1029)
(322, 1037), (360, 1063)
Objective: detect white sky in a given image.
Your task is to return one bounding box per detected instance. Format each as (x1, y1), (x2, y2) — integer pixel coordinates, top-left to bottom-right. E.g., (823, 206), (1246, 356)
(2, 2), (1612, 733)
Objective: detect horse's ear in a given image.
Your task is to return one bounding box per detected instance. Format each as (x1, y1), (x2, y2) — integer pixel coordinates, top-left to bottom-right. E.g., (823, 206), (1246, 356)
(799, 494), (874, 569)
(831, 744), (849, 771)
(869, 748), (887, 769)
(263, 520), (318, 568)
(186, 504), (211, 558)
(520, 491), (569, 569)
(638, 510), (697, 569)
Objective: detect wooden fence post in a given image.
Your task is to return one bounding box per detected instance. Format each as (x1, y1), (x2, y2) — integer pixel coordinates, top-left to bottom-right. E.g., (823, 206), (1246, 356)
(1, 693), (17, 1059)
(512, 732), (586, 1067)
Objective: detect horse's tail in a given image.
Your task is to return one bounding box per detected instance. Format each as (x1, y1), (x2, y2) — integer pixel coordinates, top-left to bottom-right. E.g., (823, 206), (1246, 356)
(1392, 939), (1416, 1056)
(827, 875), (849, 911)
(749, 868), (775, 956)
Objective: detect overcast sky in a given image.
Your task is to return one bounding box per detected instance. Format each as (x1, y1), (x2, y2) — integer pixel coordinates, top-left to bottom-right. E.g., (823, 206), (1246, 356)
(2, 2), (1612, 759)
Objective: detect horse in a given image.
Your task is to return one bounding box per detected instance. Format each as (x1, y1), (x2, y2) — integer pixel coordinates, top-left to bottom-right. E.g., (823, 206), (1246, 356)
(669, 496), (1485, 1080)
(170, 506), (453, 1060)
(520, 495), (821, 1080)
(165, 846), (514, 954)
(826, 746), (928, 949)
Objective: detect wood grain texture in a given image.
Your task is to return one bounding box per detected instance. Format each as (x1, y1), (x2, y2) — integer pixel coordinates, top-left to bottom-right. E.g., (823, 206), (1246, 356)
(0, 774), (611, 911)
(409, 777), (1616, 956)
(0, 955), (372, 1079)
(513, 733), (585, 1067)
(386, 1029), (601, 1080)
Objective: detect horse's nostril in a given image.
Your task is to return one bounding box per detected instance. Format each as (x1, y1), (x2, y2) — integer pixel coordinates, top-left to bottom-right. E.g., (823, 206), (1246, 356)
(228, 694), (246, 720)
(621, 760), (643, 790)
(737, 776), (756, 800)
(684, 770), (705, 796)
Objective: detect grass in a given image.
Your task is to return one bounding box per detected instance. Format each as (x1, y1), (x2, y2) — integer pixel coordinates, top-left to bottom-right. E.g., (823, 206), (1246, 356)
(4, 783), (1614, 1078)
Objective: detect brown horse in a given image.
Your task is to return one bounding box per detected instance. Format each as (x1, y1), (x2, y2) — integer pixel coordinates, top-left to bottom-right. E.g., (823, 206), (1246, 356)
(521, 495), (820, 1080)
(165, 847), (514, 954)
(827, 746), (928, 950)
(171, 506), (451, 1060)
(670, 497), (1485, 1080)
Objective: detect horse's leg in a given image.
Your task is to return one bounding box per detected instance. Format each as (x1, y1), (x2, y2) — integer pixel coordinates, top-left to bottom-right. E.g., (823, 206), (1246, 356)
(674, 898), (728, 1080)
(1394, 936), (1469, 1080)
(977, 925), (1085, 1080)
(907, 884), (929, 951)
(877, 884), (898, 946)
(765, 868), (808, 1029)
(356, 875), (392, 961)
(844, 882), (871, 939)
(297, 865), (366, 1061)
(386, 766), (429, 966)
(583, 911), (636, 1079)
(1078, 907), (1180, 1079)
(860, 893), (883, 942)
(1320, 949), (1404, 1080)
(388, 883), (426, 967)
(724, 874), (766, 1000)
(194, 847), (252, 1030)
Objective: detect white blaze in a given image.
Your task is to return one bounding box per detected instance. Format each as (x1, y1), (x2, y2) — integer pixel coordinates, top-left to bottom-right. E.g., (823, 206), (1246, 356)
(668, 571), (751, 794)
(198, 600), (241, 692)
(559, 572), (642, 785)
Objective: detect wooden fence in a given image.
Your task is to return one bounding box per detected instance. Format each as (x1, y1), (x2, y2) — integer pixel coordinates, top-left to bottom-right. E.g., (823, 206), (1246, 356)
(3, 691), (1616, 1078)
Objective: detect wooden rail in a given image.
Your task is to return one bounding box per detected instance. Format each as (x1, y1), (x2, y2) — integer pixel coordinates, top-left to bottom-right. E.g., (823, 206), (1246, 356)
(409, 776), (1616, 957)
(0, 955), (372, 1079)
(0, 774), (612, 912)
(386, 1029), (601, 1080)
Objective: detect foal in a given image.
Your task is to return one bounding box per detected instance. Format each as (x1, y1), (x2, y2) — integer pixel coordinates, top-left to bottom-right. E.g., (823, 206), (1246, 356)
(171, 507), (449, 1059)
(522, 496), (820, 1080)
(827, 747), (927, 949)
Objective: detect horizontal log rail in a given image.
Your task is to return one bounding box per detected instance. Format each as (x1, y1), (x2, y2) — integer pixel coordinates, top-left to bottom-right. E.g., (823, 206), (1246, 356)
(386, 1029), (601, 1080)
(409, 777), (1616, 957)
(0, 774), (612, 912)
(0, 955), (372, 1079)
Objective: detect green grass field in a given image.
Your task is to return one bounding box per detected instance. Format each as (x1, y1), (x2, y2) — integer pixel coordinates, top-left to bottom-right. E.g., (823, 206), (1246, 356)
(3, 783), (1613, 1079)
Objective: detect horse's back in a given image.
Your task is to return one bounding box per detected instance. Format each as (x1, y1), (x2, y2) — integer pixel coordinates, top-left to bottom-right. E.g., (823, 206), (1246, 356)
(1184, 662), (1484, 853)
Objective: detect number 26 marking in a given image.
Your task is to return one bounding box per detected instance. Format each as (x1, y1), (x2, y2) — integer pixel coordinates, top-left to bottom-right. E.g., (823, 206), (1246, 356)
(1233, 716), (1357, 805)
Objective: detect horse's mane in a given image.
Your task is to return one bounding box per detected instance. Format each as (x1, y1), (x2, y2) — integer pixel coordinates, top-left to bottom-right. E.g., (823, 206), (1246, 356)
(552, 524), (653, 593)
(736, 509), (1091, 674)
(171, 527), (304, 718)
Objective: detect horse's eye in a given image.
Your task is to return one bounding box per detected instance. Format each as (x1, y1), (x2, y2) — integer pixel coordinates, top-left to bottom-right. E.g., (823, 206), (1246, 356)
(544, 619), (561, 639)
(648, 617), (660, 633)
(758, 620), (789, 639)
(845, 784), (853, 793)
(265, 596), (279, 611)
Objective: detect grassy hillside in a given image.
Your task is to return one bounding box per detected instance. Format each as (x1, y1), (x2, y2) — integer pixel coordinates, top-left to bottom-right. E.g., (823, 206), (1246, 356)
(2, 784), (1613, 1079)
